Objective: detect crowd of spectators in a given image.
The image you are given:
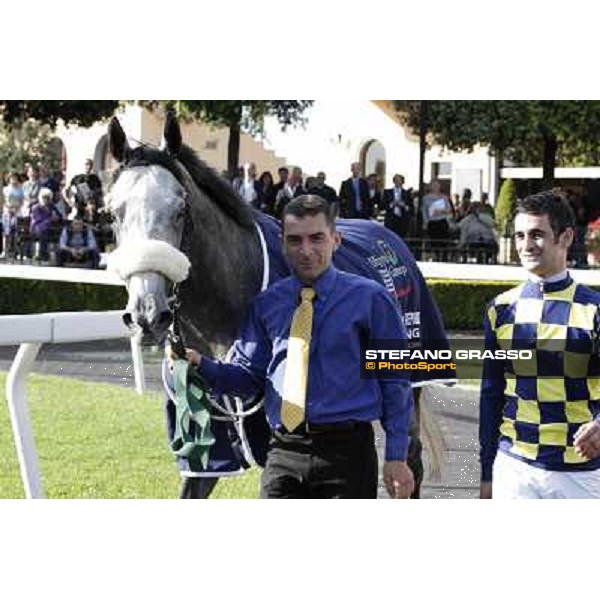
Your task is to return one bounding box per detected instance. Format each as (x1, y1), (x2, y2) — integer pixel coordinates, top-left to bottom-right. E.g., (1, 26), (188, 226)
(0, 159), (113, 268)
(2, 156), (595, 269)
(227, 162), (499, 263)
(227, 162), (595, 267)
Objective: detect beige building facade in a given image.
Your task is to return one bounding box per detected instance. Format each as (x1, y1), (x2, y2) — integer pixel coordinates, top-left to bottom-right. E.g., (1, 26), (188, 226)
(56, 101), (498, 202)
(57, 104), (286, 188)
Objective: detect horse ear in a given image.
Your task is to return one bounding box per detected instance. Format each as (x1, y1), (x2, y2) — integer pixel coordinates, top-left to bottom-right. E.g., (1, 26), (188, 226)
(108, 117), (130, 163)
(162, 109), (182, 156)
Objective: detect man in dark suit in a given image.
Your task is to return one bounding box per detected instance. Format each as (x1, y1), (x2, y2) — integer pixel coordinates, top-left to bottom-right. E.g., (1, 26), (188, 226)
(272, 166), (289, 199)
(339, 162), (371, 219)
(308, 171), (339, 216)
(69, 158), (104, 209)
(383, 174), (413, 238)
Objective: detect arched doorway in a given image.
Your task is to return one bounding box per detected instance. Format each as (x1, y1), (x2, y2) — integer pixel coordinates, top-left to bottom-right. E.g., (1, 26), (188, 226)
(360, 139), (386, 188)
(46, 137), (67, 173)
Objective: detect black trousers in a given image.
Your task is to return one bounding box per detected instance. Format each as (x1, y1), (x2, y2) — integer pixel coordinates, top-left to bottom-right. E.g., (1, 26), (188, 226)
(260, 423), (378, 499)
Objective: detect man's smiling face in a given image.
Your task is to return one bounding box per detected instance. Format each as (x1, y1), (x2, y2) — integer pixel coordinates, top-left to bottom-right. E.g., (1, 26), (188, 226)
(283, 212), (340, 285)
(514, 212), (573, 278)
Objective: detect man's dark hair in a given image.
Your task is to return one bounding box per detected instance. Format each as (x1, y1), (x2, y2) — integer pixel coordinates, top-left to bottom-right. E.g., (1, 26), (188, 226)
(283, 194), (336, 230)
(278, 166), (289, 175)
(516, 191), (575, 238)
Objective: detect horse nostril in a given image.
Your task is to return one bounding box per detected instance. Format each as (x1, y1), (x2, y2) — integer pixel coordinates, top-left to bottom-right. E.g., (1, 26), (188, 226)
(137, 318), (152, 335)
(123, 313), (134, 329)
(158, 311), (172, 326)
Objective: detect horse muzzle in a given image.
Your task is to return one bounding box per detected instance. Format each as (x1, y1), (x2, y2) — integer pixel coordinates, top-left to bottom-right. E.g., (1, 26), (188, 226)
(124, 272), (172, 344)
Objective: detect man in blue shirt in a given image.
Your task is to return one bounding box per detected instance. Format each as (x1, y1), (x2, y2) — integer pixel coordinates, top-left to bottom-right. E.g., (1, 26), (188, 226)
(174, 195), (415, 498)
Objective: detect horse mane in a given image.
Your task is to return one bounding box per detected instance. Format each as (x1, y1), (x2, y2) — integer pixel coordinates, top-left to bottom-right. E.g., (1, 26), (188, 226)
(113, 142), (255, 231)
(175, 145), (255, 230)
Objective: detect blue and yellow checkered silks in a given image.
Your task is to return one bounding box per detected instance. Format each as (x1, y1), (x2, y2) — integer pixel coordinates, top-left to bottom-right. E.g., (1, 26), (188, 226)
(480, 274), (600, 480)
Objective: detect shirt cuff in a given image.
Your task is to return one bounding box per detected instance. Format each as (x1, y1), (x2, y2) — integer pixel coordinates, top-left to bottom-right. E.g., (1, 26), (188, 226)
(196, 356), (220, 387)
(385, 433), (409, 462)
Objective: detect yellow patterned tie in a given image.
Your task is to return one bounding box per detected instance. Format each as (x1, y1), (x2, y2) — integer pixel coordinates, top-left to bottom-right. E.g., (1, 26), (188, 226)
(281, 287), (316, 431)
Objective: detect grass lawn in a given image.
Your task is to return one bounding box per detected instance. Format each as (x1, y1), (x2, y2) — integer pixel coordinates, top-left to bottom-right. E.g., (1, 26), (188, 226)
(0, 372), (260, 499)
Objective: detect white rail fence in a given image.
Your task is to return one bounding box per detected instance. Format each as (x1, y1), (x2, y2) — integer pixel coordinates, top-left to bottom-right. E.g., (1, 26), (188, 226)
(0, 310), (144, 499)
(0, 265), (145, 499)
(1, 261), (597, 499)
(416, 261), (599, 285)
(2, 260), (598, 287)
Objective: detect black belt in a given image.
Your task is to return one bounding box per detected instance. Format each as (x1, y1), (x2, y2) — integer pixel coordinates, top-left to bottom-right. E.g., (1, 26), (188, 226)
(277, 421), (370, 436)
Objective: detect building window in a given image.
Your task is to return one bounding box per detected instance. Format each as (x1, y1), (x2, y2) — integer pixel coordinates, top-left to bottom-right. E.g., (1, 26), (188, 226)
(46, 137), (66, 173)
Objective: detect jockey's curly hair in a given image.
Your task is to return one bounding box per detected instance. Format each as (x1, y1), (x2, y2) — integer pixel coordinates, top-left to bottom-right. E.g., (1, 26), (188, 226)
(516, 190), (575, 239)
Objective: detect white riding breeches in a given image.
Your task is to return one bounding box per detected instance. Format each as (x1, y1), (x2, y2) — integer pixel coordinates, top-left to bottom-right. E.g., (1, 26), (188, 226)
(492, 451), (600, 499)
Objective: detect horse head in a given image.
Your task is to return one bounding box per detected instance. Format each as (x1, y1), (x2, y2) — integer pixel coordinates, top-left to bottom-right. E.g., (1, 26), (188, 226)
(106, 112), (191, 344)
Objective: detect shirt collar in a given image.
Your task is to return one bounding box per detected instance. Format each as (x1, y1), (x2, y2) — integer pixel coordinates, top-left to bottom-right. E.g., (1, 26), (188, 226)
(524, 270), (572, 294)
(528, 269), (568, 284)
(291, 264), (337, 303)
(529, 269), (569, 283)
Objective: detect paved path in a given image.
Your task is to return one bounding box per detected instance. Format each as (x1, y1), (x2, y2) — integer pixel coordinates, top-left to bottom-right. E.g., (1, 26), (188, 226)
(0, 340), (481, 499)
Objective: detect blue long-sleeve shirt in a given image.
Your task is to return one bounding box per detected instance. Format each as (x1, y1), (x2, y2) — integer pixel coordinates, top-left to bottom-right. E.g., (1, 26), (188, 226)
(198, 265), (413, 461)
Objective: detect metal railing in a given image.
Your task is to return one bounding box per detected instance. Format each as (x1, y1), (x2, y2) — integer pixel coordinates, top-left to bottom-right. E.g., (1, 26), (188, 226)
(1, 310), (144, 499)
(0, 265), (144, 499)
(402, 236), (594, 268)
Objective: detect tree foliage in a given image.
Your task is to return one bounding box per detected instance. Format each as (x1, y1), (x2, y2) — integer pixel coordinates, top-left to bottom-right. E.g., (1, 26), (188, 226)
(165, 100), (313, 132)
(0, 100), (312, 177)
(394, 101), (600, 185)
(0, 102), (117, 178)
(0, 119), (59, 174)
(140, 100), (313, 175)
(0, 101), (119, 128)
(495, 178), (518, 237)
(0, 102), (120, 174)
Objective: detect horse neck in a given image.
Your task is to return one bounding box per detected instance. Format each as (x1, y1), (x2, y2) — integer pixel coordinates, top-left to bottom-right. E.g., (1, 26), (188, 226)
(180, 198), (263, 348)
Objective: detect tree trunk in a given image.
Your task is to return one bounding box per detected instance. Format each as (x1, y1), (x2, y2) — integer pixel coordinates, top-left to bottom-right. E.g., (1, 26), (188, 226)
(417, 101), (428, 236)
(542, 132), (557, 189)
(418, 101), (428, 200)
(493, 147), (504, 204)
(227, 103), (243, 179)
(227, 122), (241, 179)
